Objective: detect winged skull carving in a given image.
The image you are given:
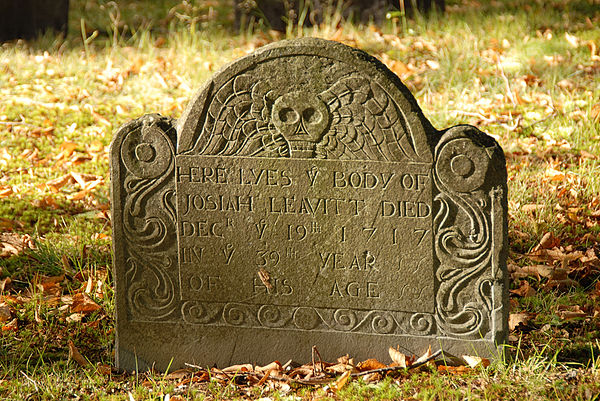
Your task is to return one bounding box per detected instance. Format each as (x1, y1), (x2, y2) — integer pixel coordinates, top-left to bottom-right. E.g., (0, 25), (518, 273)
(184, 72), (420, 162)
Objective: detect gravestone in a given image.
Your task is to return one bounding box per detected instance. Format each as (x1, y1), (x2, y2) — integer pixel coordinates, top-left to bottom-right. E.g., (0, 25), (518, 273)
(110, 37), (508, 372)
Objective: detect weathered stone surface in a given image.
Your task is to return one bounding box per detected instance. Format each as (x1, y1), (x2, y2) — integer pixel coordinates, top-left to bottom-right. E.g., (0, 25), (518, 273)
(110, 37), (508, 372)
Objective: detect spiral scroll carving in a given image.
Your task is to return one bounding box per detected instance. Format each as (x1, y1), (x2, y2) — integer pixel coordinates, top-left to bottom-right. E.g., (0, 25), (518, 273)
(332, 309), (358, 331)
(179, 301), (435, 336)
(433, 125), (505, 339)
(258, 304), (292, 328)
(223, 303), (250, 326)
(117, 114), (179, 320)
(371, 311), (395, 334)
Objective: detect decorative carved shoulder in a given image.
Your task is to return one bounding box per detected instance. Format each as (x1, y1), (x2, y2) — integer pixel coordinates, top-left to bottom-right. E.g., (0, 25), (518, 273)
(110, 114), (179, 320)
(432, 125), (508, 340)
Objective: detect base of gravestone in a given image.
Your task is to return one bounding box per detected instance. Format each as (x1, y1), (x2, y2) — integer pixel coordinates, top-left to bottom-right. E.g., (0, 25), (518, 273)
(0, 0), (69, 42)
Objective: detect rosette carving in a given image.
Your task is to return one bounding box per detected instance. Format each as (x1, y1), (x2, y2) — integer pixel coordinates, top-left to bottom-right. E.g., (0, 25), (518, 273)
(409, 313), (434, 334)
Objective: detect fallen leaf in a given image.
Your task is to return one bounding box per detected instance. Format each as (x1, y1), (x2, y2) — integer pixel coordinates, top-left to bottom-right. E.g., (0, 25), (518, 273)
(69, 154), (92, 166)
(255, 361), (281, 373)
(333, 370), (351, 391)
(326, 363), (355, 373)
(32, 196), (59, 209)
(557, 79), (574, 89)
(356, 358), (386, 371)
(510, 280), (536, 297)
(34, 274), (64, 295)
(70, 293), (101, 314)
(257, 268), (272, 290)
(509, 313), (533, 330)
(592, 103), (600, 122)
(361, 372), (382, 383)
(425, 60), (440, 70)
(521, 204), (545, 213)
(514, 264), (564, 280)
(0, 277), (11, 292)
(414, 346), (433, 365)
(534, 232), (560, 251)
(0, 303), (12, 322)
(84, 104), (112, 127)
(337, 354), (352, 365)
(2, 318), (17, 331)
(545, 278), (580, 290)
(68, 340), (89, 366)
(256, 369), (271, 386)
(565, 32), (580, 47)
(388, 346), (407, 368)
(43, 174), (73, 192)
(89, 141), (104, 153)
(0, 187), (13, 198)
(438, 365), (472, 374)
(222, 364), (253, 373)
(557, 305), (587, 320)
(544, 168), (565, 182)
(97, 363), (112, 375)
(462, 355), (490, 368)
(587, 40), (600, 61)
(59, 141), (78, 159)
(84, 276), (93, 294)
(66, 313), (84, 323)
(0, 233), (34, 257)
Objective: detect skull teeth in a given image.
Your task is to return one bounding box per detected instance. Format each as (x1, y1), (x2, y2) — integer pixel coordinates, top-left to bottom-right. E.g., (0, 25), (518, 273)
(288, 141), (316, 150)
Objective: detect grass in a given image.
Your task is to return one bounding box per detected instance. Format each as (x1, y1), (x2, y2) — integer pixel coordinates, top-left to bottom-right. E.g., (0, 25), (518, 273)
(1, 0), (600, 399)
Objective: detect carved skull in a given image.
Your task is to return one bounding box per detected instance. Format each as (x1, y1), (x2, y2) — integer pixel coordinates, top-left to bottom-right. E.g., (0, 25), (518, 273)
(271, 91), (329, 158)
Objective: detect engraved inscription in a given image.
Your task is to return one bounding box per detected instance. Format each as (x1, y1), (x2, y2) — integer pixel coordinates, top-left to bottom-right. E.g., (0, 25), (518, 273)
(176, 156), (434, 313)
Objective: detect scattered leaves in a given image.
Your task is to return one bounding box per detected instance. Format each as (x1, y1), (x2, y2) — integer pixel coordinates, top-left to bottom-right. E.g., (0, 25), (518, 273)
(0, 233), (34, 257)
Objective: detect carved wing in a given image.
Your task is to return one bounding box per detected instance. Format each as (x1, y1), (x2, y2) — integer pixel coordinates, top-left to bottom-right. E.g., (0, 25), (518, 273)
(318, 75), (420, 162)
(185, 74), (287, 157)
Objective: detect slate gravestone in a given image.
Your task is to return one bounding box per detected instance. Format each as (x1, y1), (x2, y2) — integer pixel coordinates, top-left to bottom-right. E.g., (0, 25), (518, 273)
(110, 37), (508, 372)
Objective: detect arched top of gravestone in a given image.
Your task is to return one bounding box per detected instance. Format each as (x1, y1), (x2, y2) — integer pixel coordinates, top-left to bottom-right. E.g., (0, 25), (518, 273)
(177, 37), (436, 163)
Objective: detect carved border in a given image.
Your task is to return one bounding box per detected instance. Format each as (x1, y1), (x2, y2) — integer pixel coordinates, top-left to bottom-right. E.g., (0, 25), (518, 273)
(181, 301), (435, 336)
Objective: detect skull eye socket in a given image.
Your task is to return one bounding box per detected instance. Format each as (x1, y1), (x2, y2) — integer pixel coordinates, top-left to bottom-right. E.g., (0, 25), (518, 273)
(278, 107), (299, 124)
(302, 107), (322, 125)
